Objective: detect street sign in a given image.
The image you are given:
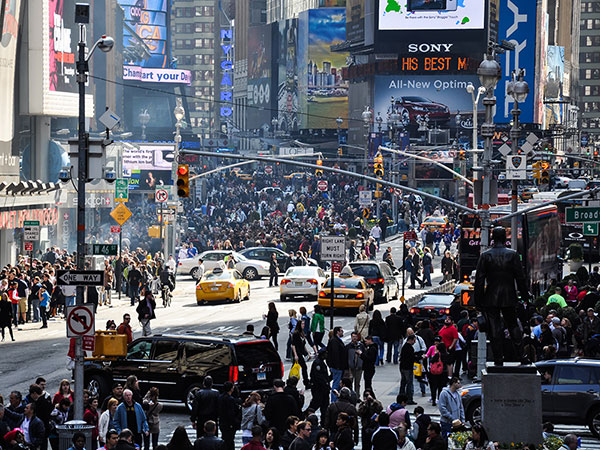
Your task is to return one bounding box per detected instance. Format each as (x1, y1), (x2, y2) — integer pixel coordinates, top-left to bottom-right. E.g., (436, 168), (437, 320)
(506, 155), (527, 180)
(566, 207), (600, 223)
(110, 226), (121, 233)
(82, 335), (95, 352)
(110, 202), (132, 226)
(359, 190), (372, 206)
(584, 223), (599, 236)
(66, 304), (96, 337)
(321, 236), (346, 262)
(155, 188), (169, 203)
(158, 212), (176, 222)
(90, 244), (118, 256)
(317, 180), (328, 192)
(24, 220), (40, 241)
(24, 242), (33, 252)
(264, 166), (273, 175)
(331, 262), (342, 273)
(57, 270), (105, 286)
(115, 179), (129, 202)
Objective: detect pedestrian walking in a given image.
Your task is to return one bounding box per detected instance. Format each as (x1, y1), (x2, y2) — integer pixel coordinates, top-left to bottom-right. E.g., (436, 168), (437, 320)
(167, 426), (193, 450)
(286, 310), (298, 361)
(136, 292), (156, 337)
(345, 332), (365, 394)
(330, 412), (355, 450)
(190, 376), (220, 439)
(99, 398), (118, 448)
(326, 327), (347, 403)
(264, 379), (299, 435)
(269, 254), (279, 287)
(83, 396), (100, 449)
(291, 320), (311, 388)
(353, 304), (369, 339)
(193, 421), (225, 450)
(265, 302), (280, 350)
(360, 335), (378, 391)
(38, 286), (50, 329)
(399, 335), (417, 405)
(422, 247), (433, 287)
(241, 392), (265, 445)
(0, 292), (15, 341)
(113, 389), (149, 446)
(310, 305), (325, 349)
(426, 339), (447, 406)
(357, 389), (383, 450)
(438, 377), (464, 439)
(308, 349), (330, 417)
(217, 382), (241, 450)
(143, 387), (162, 450)
(368, 310), (387, 366)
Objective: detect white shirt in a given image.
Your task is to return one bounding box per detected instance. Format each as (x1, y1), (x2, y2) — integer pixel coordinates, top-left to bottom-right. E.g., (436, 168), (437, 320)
(370, 226), (382, 239)
(166, 258), (176, 272)
(22, 416), (31, 443)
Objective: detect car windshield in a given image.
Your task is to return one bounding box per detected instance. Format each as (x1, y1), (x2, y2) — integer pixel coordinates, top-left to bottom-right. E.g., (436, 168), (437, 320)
(203, 271), (232, 281)
(425, 217), (443, 222)
(324, 277), (363, 288)
(403, 96), (429, 102)
(350, 265), (380, 278)
(286, 267), (318, 277)
(419, 294), (454, 306)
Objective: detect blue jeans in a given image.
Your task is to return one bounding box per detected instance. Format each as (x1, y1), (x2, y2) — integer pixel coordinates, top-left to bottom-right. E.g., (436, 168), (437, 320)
(65, 296), (76, 307)
(423, 265), (432, 286)
(373, 336), (384, 364)
(32, 298), (40, 322)
(331, 368), (343, 402)
(441, 421), (452, 440)
(386, 340), (400, 364)
(12, 303), (18, 327)
(400, 369), (414, 402)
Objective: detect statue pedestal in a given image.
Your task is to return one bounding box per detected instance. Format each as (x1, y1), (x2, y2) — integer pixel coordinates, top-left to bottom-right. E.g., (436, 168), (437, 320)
(482, 363), (542, 445)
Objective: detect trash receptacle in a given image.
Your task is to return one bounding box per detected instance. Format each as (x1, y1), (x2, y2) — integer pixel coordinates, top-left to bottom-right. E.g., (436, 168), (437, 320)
(56, 420), (94, 450)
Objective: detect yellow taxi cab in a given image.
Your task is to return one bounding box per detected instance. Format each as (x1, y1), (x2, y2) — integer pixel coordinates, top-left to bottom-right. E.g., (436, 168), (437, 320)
(420, 215), (449, 231)
(318, 268), (374, 310)
(196, 267), (250, 305)
(520, 186), (539, 201)
(284, 172), (309, 180)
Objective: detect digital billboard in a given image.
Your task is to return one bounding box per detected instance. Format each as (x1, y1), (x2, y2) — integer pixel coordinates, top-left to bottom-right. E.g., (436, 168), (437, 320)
(27, 0), (94, 117)
(0, 0), (22, 142)
(493, 0), (537, 124)
(122, 143), (175, 171)
(119, 0), (170, 68)
(247, 24), (275, 130)
(544, 46), (565, 128)
(378, 0), (486, 30)
(374, 74), (484, 129)
(297, 8), (348, 130)
(277, 19), (299, 133)
(375, 0), (487, 55)
(346, 0), (365, 44)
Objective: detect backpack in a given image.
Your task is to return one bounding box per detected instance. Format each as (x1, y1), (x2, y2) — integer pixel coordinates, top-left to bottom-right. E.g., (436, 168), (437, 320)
(429, 353), (444, 375)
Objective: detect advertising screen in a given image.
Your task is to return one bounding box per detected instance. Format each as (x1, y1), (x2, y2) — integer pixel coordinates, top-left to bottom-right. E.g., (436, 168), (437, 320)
(277, 19), (299, 133)
(544, 46), (565, 128)
(119, 0), (170, 68)
(122, 143), (176, 171)
(374, 74), (484, 129)
(247, 24), (274, 129)
(375, 0), (487, 55)
(378, 0), (485, 30)
(493, 0), (537, 124)
(297, 8), (348, 130)
(0, 0), (22, 142)
(346, 0), (365, 43)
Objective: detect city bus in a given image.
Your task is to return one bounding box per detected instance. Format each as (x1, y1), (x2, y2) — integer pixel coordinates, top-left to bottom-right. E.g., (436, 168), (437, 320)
(458, 203), (561, 296)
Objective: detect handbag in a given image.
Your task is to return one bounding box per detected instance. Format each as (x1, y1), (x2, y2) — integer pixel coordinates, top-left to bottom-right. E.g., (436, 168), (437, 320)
(289, 362), (301, 379)
(413, 362), (423, 377)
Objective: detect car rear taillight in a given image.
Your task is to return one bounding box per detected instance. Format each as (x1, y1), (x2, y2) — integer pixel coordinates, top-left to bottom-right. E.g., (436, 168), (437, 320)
(366, 278), (384, 284)
(410, 307), (420, 314)
(377, 278), (384, 284)
(307, 279), (318, 285)
(356, 292), (364, 299)
(281, 279), (290, 285)
(228, 366), (239, 383)
(228, 283), (235, 288)
(319, 291), (326, 297)
(280, 362), (284, 378)
(443, 308), (450, 315)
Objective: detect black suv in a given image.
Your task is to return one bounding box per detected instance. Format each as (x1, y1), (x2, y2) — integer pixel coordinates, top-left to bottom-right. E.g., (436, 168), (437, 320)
(84, 333), (283, 409)
(460, 358), (600, 436)
(349, 261), (399, 304)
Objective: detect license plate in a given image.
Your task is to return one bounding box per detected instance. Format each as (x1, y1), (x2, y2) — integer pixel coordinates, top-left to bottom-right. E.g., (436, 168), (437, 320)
(295, 282), (303, 287)
(257, 372), (266, 381)
(336, 294), (346, 298)
(211, 287), (219, 291)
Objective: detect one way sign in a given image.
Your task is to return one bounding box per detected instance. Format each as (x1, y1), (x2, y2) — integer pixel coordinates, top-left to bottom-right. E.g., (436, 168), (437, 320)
(57, 270), (105, 286)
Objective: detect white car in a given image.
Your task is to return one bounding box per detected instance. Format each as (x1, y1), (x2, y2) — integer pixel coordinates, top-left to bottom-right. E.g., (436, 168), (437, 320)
(177, 255), (203, 279)
(199, 250), (270, 280)
(280, 266), (328, 302)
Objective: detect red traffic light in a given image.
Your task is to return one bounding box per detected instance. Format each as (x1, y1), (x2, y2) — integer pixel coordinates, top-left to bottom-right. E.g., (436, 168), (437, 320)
(177, 166), (188, 176)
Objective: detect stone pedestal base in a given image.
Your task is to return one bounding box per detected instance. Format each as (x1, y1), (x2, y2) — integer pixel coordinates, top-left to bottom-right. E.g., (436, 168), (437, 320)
(482, 363), (542, 445)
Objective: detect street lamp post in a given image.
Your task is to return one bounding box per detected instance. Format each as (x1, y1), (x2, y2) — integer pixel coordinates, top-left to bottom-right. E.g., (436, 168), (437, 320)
(362, 106), (372, 187)
(75, 10), (114, 420)
(506, 69), (529, 250)
(336, 116), (343, 172)
(170, 99), (185, 259)
(466, 83), (487, 180)
(475, 49), (501, 379)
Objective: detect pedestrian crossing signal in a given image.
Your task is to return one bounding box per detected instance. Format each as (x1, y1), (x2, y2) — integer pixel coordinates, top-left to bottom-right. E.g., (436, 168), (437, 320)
(177, 164), (190, 197)
(460, 288), (475, 308)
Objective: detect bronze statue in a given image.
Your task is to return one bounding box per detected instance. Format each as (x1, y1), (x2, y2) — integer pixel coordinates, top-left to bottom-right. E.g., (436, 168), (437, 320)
(474, 226), (530, 365)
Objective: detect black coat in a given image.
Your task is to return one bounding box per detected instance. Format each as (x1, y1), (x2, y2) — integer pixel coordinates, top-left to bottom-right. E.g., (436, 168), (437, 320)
(194, 435), (226, 450)
(217, 393), (241, 430)
(326, 336), (348, 370)
(333, 425), (354, 450)
(360, 343), (378, 371)
(136, 297), (157, 321)
(0, 300), (13, 327)
(384, 314), (405, 341)
(399, 341), (416, 371)
(264, 392), (299, 434)
(309, 356), (331, 390)
(191, 388), (220, 423)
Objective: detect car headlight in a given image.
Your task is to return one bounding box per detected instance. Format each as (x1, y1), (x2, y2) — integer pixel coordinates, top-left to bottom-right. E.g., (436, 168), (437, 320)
(412, 106), (427, 112)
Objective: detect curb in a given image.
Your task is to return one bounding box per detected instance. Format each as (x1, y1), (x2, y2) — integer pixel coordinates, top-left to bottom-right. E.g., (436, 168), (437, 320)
(404, 280), (457, 307)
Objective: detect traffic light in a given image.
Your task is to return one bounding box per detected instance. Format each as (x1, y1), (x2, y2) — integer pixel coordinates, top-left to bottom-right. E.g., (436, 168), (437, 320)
(338, 147), (343, 156)
(374, 153), (384, 178)
(315, 158), (323, 177)
(460, 287), (475, 308)
(177, 164), (190, 197)
(541, 170), (550, 184)
(532, 162), (541, 181)
(458, 150), (466, 160)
